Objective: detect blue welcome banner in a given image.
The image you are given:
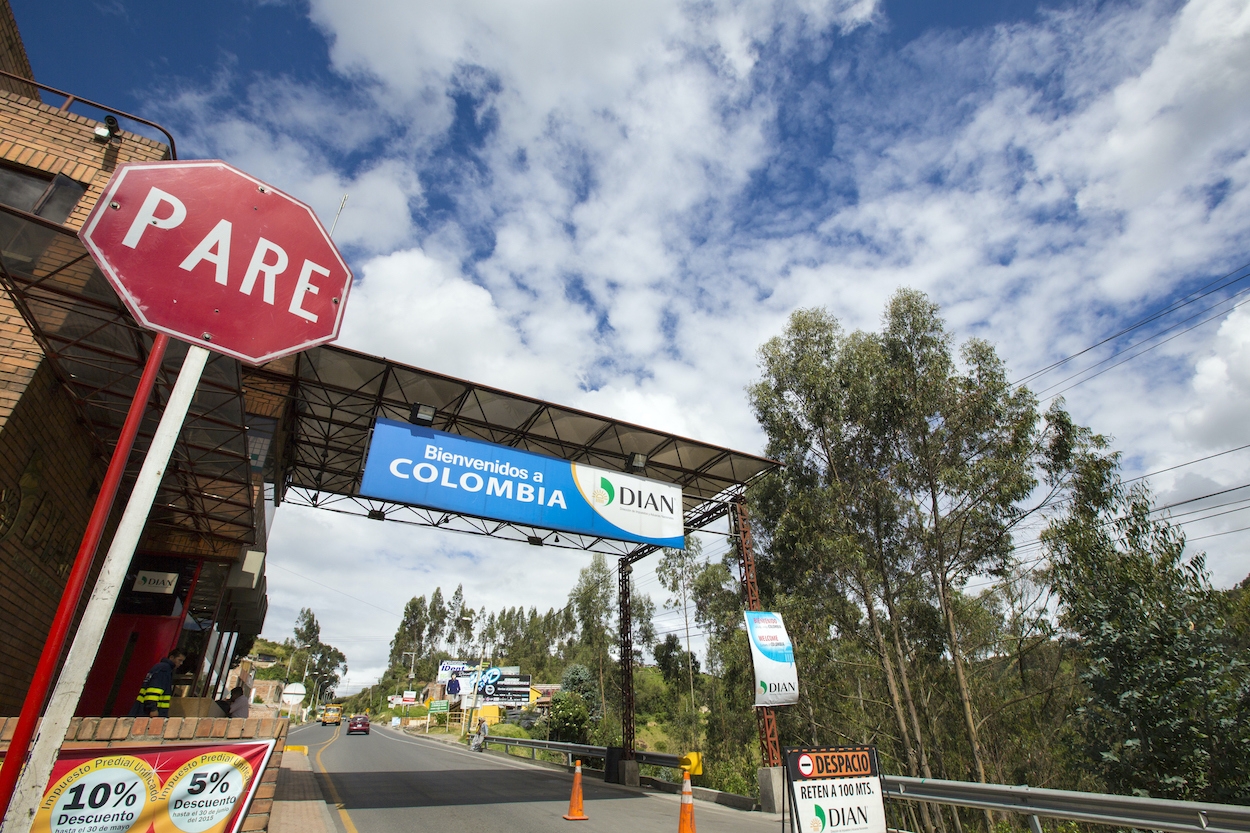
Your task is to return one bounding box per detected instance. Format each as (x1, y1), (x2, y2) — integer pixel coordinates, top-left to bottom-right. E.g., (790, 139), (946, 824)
(360, 418), (685, 548)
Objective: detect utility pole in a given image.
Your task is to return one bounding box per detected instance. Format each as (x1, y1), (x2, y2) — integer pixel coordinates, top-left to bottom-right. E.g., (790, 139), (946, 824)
(676, 546), (699, 752)
(734, 499), (781, 767)
(456, 614), (477, 733)
(464, 642), (488, 734)
(401, 652), (417, 717)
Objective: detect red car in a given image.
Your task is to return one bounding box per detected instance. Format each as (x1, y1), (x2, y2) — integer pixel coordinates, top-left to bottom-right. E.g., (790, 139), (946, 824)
(346, 714), (370, 735)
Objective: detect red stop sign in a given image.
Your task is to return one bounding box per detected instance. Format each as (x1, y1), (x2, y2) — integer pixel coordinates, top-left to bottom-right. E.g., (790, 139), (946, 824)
(79, 160), (353, 365)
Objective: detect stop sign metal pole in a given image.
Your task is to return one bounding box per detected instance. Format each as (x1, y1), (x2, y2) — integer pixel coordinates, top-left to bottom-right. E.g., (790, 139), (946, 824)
(0, 332), (170, 820)
(1, 344), (211, 832)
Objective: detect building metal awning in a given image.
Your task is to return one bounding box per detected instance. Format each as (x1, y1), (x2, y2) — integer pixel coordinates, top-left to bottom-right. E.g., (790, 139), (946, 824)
(244, 347), (779, 555)
(0, 205), (256, 557)
(0, 203), (780, 563)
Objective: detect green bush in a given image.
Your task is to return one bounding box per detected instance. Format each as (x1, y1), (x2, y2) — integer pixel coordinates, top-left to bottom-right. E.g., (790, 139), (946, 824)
(486, 721), (529, 739)
(550, 691), (590, 743)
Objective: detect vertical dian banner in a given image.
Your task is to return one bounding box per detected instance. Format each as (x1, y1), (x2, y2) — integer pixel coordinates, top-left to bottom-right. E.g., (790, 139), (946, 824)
(785, 746), (886, 833)
(30, 740), (274, 833)
(744, 611), (800, 706)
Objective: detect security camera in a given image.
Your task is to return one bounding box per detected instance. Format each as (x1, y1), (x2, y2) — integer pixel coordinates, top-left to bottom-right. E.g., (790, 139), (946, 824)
(94, 115), (122, 144)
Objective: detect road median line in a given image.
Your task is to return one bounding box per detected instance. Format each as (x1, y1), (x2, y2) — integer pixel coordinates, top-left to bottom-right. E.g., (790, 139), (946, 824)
(311, 725), (361, 833)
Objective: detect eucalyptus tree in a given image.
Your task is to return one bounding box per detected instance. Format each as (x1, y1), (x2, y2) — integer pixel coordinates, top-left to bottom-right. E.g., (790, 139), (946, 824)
(658, 536), (706, 747)
(749, 307), (944, 832)
(1044, 447), (1250, 802)
(389, 595), (429, 667)
(630, 587), (657, 665)
(448, 584), (471, 654)
(749, 291), (1083, 830)
(570, 553), (616, 720)
(426, 587), (449, 654)
(880, 289), (1040, 795)
(290, 609), (347, 703)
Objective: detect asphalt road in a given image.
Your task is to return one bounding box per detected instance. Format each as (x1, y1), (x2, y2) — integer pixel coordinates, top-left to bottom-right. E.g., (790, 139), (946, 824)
(288, 721), (783, 833)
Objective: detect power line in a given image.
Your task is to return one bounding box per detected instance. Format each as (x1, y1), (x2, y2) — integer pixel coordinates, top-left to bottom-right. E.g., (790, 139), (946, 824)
(1188, 524), (1250, 542)
(963, 485), (1250, 590)
(267, 561), (405, 618)
(1013, 259), (1250, 388)
(1039, 294), (1250, 399)
(1125, 442), (1250, 484)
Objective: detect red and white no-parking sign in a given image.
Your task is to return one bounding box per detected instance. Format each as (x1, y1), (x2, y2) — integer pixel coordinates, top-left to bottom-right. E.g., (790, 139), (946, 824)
(79, 160), (353, 365)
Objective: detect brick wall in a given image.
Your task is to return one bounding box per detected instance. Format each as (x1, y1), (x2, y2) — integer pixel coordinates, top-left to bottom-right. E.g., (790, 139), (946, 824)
(0, 361), (112, 714)
(0, 0), (36, 99)
(0, 716), (288, 833)
(0, 89), (171, 232)
(0, 88), (170, 432)
(0, 287), (40, 434)
(0, 77), (175, 712)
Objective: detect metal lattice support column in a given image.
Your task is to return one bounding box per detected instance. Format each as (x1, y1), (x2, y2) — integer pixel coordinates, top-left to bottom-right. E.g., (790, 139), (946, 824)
(734, 499), (782, 767)
(619, 557), (635, 760)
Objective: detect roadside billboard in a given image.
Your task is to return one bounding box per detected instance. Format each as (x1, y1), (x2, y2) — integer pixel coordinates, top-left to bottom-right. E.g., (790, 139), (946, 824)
(745, 611), (799, 706)
(449, 667), (533, 705)
(360, 419), (684, 548)
(437, 660), (472, 682)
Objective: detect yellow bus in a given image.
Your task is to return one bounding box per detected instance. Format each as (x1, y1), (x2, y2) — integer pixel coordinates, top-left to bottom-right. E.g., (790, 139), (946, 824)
(321, 704), (343, 726)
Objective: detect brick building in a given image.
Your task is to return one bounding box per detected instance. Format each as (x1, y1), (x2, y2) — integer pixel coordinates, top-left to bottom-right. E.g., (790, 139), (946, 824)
(0, 0), (269, 719)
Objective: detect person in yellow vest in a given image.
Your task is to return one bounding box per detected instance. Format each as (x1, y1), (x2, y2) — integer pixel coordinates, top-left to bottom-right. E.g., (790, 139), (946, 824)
(128, 650), (186, 717)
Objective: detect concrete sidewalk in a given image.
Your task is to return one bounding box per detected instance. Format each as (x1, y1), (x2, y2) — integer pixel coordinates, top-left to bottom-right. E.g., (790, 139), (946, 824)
(268, 748), (338, 833)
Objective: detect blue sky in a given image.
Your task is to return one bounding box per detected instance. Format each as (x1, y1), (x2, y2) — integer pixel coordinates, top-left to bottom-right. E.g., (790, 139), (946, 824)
(12, 0), (1250, 691)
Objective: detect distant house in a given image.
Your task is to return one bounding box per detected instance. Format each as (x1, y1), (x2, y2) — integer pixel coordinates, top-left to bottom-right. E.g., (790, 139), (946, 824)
(532, 683), (561, 709)
(252, 679), (284, 706)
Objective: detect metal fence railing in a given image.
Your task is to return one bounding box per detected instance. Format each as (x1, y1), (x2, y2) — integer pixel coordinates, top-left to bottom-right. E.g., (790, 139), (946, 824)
(882, 775), (1250, 833)
(481, 736), (682, 771)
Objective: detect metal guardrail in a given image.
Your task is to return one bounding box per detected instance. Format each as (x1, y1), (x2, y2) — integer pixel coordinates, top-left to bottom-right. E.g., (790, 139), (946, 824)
(482, 736), (682, 770)
(480, 736), (1250, 833)
(484, 736), (604, 764)
(882, 775), (1250, 833)
(636, 750), (683, 769)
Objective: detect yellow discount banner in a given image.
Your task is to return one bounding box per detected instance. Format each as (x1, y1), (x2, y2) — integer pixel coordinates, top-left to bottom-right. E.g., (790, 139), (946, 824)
(33, 754), (159, 833)
(32, 741), (274, 833)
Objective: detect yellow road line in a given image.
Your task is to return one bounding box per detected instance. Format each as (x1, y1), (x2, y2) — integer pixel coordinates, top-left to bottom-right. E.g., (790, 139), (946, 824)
(312, 725), (360, 833)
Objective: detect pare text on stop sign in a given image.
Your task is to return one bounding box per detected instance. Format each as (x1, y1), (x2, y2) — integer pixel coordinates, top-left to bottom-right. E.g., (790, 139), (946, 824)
(122, 185), (336, 324)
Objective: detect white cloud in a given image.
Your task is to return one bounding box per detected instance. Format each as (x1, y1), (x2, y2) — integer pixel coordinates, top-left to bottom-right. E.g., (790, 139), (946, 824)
(141, 0), (1250, 675)
(339, 247), (535, 386)
(1173, 303), (1250, 450)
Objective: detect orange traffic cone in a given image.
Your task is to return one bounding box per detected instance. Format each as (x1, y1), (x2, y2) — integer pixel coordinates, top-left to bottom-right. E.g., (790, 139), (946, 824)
(563, 759), (589, 821)
(678, 771), (696, 833)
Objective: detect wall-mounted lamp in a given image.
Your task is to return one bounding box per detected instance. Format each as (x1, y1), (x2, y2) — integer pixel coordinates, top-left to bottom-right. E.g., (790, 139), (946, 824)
(410, 403), (436, 425)
(626, 452), (647, 473)
(367, 509), (386, 521)
(93, 115), (121, 145)
(526, 535), (543, 546)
